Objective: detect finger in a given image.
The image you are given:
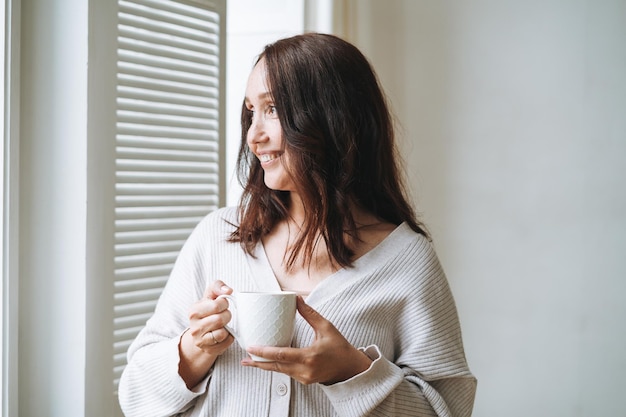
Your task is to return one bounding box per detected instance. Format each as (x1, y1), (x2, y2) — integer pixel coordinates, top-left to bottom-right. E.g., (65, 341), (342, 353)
(189, 297), (230, 320)
(202, 327), (231, 345)
(212, 327), (233, 344)
(246, 345), (302, 363)
(241, 348), (319, 384)
(296, 296), (328, 331)
(197, 328), (235, 351)
(188, 305), (232, 341)
(204, 280), (233, 300)
(241, 356), (291, 374)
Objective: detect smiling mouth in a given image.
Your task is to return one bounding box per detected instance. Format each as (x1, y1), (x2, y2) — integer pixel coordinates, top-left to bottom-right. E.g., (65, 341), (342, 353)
(259, 153), (282, 163)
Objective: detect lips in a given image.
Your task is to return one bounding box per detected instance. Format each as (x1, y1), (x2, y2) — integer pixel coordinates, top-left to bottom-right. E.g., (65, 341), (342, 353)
(258, 153), (283, 163)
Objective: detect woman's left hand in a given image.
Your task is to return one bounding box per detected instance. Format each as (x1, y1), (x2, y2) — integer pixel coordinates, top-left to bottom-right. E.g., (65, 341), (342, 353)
(241, 296), (372, 385)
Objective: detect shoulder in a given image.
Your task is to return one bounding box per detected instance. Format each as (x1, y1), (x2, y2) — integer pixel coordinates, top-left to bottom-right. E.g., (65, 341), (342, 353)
(205, 205), (238, 222)
(197, 206), (238, 229)
(402, 227), (443, 277)
(185, 206), (239, 245)
(377, 222), (438, 265)
(370, 223), (448, 290)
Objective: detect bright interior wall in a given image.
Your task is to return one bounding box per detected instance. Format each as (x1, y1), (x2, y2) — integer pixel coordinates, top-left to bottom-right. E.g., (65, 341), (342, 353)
(346, 1), (626, 416)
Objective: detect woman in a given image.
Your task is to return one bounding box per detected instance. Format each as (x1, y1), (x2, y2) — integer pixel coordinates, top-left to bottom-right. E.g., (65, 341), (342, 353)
(119, 33), (476, 417)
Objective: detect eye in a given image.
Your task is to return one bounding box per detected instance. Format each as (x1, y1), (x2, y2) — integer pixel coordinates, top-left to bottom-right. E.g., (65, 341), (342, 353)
(266, 105), (278, 119)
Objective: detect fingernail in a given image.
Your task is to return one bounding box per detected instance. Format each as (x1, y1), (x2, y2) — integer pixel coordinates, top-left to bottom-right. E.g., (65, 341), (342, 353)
(221, 285), (230, 292)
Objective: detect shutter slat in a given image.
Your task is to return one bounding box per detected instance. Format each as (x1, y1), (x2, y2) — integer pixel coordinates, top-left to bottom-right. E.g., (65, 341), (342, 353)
(116, 217), (205, 231)
(117, 12), (218, 42)
(118, 49), (217, 78)
(118, 74), (217, 98)
(123, 0), (221, 24)
(120, 1), (219, 35)
(118, 37), (216, 67)
(114, 353), (129, 367)
(117, 121), (218, 139)
(115, 252), (179, 269)
(115, 264), (175, 281)
(116, 205), (210, 218)
(117, 135), (217, 151)
(118, 24), (216, 56)
(114, 313), (155, 331)
(114, 326), (145, 343)
(117, 114), (217, 130)
(115, 291), (163, 307)
(114, 340), (133, 356)
(117, 146), (216, 161)
(116, 184), (215, 195)
(115, 276), (170, 291)
(117, 98), (218, 120)
(116, 158), (218, 171)
(117, 171), (215, 184)
(116, 197), (218, 208)
(118, 110), (217, 127)
(118, 61), (218, 88)
(117, 86), (217, 110)
(115, 228), (198, 243)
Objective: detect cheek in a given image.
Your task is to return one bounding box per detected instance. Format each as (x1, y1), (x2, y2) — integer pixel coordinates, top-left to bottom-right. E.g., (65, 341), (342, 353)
(268, 120), (283, 140)
(245, 128), (253, 147)
(281, 151), (295, 175)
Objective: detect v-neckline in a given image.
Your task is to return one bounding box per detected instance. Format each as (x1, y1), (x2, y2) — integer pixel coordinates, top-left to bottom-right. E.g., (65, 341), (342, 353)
(244, 222), (415, 307)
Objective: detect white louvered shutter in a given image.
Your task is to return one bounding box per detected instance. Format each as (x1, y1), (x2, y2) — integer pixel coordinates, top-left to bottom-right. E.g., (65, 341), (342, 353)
(113, 0), (226, 395)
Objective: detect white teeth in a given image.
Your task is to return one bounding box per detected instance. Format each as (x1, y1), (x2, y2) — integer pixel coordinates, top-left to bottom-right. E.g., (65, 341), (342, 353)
(260, 154), (279, 162)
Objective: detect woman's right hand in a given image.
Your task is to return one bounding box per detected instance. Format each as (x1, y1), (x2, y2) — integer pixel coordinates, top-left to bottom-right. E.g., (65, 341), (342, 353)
(178, 280), (235, 389)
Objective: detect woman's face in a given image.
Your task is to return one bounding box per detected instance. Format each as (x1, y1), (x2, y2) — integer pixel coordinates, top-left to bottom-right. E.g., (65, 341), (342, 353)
(244, 59), (296, 192)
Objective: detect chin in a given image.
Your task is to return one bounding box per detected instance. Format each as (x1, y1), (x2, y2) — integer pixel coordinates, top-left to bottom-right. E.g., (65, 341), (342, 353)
(264, 183), (289, 191)
(263, 178), (295, 192)
(262, 167), (296, 191)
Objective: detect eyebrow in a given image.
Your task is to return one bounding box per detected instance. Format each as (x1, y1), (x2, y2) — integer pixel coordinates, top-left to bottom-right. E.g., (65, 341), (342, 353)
(244, 91), (273, 105)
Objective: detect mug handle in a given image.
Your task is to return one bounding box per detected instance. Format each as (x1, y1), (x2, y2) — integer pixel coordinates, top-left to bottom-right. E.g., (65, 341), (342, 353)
(216, 294), (238, 340)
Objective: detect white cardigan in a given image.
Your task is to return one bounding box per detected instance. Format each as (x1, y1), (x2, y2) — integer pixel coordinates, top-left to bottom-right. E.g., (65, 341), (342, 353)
(118, 207), (476, 417)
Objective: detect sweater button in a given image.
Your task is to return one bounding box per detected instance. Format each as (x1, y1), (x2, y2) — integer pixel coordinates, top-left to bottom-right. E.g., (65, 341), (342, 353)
(276, 383), (288, 396)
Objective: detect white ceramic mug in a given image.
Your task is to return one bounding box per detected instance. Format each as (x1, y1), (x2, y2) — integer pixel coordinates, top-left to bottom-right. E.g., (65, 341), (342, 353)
(219, 291), (297, 362)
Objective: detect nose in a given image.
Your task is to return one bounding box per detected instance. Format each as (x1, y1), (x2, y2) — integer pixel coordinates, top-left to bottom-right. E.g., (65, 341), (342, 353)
(246, 117), (269, 147)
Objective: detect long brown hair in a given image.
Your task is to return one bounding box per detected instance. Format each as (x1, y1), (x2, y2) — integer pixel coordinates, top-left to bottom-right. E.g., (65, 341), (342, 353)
(230, 33), (428, 270)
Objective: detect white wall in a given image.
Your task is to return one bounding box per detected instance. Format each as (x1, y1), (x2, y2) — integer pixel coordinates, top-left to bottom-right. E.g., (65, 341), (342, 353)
(346, 1), (626, 416)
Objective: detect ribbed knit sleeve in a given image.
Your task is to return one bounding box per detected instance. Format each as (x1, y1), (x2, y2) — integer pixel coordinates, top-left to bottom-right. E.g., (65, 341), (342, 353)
(118, 207), (239, 417)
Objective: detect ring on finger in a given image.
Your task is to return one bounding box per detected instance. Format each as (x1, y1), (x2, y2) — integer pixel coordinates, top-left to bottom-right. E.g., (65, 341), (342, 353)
(209, 330), (219, 345)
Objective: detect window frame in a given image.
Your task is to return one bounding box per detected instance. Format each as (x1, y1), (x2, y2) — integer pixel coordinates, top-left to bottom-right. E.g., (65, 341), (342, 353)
(2, 0), (20, 415)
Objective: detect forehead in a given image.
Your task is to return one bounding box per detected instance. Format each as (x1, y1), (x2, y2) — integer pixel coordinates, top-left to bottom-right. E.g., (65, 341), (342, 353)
(244, 59), (270, 101)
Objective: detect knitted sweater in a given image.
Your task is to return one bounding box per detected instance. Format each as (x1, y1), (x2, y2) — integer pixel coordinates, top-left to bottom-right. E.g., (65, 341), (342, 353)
(118, 207), (476, 416)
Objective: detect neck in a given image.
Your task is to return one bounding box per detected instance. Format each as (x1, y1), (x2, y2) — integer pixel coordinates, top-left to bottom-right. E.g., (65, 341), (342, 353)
(286, 192), (384, 231)
(286, 192), (306, 226)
